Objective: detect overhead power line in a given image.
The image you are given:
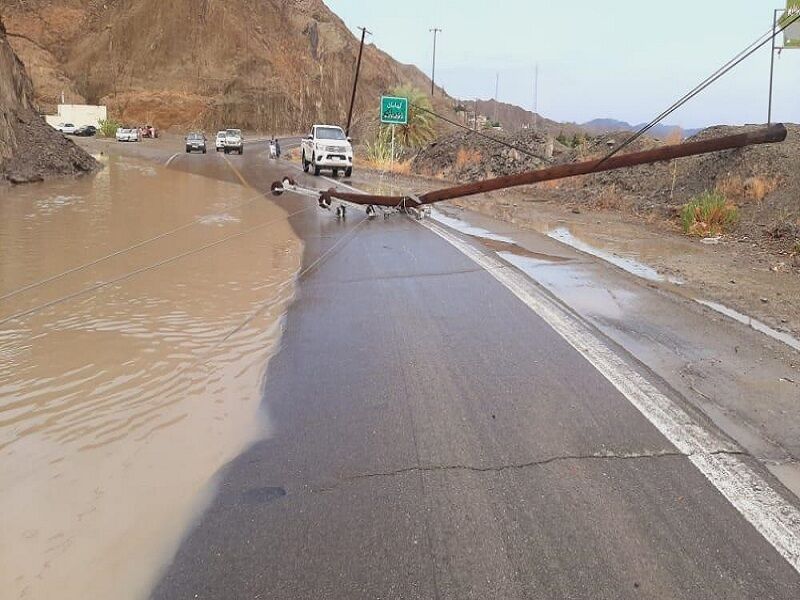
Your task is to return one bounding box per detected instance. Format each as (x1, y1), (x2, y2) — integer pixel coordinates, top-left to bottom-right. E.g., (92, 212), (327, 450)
(593, 11), (800, 171)
(411, 12), (799, 174)
(410, 103), (546, 161)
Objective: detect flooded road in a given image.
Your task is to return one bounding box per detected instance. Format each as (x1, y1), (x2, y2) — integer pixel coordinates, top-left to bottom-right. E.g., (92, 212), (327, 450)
(0, 155), (302, 599)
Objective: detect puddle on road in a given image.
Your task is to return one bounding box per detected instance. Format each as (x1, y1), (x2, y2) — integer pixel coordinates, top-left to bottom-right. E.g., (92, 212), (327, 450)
(428, 207), (642, 320)
(437, 205), (686, 286)
(436, 205), (800, 356)
(766, 462), (800, 502)
(696, 299), (800, 353)
(547, 227), (683, 284)
(431, 208), (515, 243)
(478, 237), (571, 263)
(497, 252), (640, 321)
(0, 155), (302, 600)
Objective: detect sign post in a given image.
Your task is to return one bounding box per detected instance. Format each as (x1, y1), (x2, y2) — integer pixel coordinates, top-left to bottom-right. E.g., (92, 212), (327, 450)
(769, 2), (800, 124)
(391, 126), (396, 170)
(380, 96), (409, 170)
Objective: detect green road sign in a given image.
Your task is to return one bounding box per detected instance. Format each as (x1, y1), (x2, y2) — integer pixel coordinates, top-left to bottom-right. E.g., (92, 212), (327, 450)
(783, 0), (800, 48)
(381, 96), (408, 125)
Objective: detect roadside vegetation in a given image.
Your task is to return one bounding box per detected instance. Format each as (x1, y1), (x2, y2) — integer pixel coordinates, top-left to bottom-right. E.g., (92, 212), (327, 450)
(715, 175), (778, 204)
(681, 190), (739, 237)
(364, 85), (435, 173)
(98, 118), (121, 137)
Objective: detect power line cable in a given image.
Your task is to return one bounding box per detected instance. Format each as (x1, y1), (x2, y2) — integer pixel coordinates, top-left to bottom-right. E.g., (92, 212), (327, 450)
(410, 103), (546, 161)
(594, 12), (799, 170)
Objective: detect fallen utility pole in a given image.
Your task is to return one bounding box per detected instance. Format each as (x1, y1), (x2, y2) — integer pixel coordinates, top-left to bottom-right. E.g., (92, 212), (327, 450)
(312, 124), (786, 208)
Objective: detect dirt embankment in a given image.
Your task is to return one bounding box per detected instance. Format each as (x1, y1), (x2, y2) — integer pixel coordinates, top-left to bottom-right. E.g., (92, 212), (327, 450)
(0, 16), (95, 183)
(411, 124), (800, 261)
(0, 0), (452, 136)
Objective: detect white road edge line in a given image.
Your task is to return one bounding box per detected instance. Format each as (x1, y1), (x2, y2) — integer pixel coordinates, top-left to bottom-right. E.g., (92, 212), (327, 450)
(420, 217), (800, 574)
(164, 153), (180, 167)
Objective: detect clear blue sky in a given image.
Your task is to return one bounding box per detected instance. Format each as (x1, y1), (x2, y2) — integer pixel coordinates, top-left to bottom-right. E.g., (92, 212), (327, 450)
(325, 0), (799, 128)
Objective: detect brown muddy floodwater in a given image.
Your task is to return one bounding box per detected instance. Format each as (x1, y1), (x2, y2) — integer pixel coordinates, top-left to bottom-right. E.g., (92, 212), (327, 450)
(0, 155), (303, 599)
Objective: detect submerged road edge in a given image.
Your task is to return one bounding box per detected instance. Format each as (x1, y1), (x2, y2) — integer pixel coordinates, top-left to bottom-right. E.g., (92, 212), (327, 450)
(420, 218), (800, 574)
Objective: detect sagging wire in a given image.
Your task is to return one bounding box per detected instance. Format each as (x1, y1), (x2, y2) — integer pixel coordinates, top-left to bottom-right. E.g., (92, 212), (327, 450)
(593, 11), (800, 171)
(409, 103), (545, 161)
(406, 13), (798, 176)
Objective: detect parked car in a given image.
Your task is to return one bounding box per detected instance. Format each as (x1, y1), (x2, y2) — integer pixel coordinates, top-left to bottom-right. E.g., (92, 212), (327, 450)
(185, 132), (207, 154)
(141, 125), (158, 139)
(73, 125), (97, 137)
(56, 123), (78, 135)
(215, 131), (226, 152)
(300, 124), (353, 177)
(223, 129), (244, 155)
(115, 128), (140, 142)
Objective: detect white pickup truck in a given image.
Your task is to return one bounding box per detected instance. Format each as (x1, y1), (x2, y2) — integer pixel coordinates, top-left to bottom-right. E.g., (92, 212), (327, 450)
(301, 125), (353, 177)
(223, 129), (244, 155)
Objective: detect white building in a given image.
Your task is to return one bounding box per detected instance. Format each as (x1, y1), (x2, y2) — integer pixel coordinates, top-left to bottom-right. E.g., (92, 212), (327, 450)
(45, 104), (108, 129)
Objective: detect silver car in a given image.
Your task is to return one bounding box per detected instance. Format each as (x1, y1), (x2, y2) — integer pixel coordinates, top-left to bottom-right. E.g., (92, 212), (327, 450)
(185, 132), (207, 154)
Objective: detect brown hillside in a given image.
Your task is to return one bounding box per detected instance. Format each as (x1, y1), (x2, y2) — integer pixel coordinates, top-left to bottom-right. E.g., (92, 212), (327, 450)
(468, 98), (585, 136)
(0, 15), (95, 183)
(0, 0), (449, 134)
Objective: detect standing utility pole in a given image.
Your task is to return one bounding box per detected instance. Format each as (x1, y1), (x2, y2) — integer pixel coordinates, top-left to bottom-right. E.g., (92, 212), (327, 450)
(493, 73), (499, 124)
(429, 28), (442, 96)
(768, 8), (781, 126)
(346, 26), (371, 137)
(533, 63), (539, 130)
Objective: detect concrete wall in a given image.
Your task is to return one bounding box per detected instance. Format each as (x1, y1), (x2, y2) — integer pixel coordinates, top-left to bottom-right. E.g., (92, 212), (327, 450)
(44, 104), (107, 128)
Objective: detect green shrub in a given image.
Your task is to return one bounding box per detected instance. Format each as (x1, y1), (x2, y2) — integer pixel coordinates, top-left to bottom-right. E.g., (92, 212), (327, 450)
(365, 126), (395, 162)
(681, 190), (739, 236)
(98, 119), (121, 138)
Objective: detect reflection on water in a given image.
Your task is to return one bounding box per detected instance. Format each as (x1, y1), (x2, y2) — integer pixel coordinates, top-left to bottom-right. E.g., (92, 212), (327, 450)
(547, 227), (683, 285)
(430, 208), (515, 243)
(497, 251), (640, 321)
(0, 155), (302, 599)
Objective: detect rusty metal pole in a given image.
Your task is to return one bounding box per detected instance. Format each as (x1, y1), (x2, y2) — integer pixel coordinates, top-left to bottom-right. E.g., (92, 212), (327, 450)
(319, 124), (787, 208)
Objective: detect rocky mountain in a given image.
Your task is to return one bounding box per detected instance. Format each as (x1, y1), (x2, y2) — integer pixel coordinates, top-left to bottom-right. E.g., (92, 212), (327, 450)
(582, 118), (702, 140)
(0, 15), (95, 183)
(460, 98), (584, 136)
(0, 0), (449, 134)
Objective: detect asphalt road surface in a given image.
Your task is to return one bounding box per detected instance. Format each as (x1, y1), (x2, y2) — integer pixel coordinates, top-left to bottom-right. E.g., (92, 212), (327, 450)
(149, 140), (800, 599)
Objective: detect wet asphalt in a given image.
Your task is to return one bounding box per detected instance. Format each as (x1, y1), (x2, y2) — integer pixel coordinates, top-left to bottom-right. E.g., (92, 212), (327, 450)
(149, 141), (800, 598)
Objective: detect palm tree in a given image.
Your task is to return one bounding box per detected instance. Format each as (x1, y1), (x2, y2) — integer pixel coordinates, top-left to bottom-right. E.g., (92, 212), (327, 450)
(383, 85), (436, 149)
